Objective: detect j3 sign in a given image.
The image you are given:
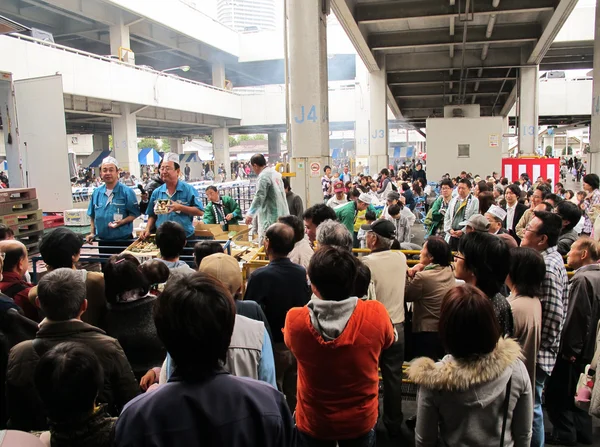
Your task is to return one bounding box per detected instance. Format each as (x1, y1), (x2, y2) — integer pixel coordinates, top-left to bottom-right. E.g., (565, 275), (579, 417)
(294, 105), (318, 124)
(371, 129), (385, 139)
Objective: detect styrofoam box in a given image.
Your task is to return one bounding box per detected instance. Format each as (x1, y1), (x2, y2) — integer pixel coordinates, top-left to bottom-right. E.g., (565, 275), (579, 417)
(63, 209), (91, 226)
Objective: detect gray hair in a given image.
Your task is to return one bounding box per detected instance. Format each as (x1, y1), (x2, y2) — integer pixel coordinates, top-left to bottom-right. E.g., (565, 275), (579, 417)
(494, 185), (504, 195)
(316, 219), (353, 251)
(373, 234), (394, 251)
(38, 268), (86, 321)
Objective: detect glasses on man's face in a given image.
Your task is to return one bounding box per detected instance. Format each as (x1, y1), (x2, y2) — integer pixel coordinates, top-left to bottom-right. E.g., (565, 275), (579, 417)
(524, 225), (539, 234)
(159, 166), (174, 172)
(453, 253), (465, 261)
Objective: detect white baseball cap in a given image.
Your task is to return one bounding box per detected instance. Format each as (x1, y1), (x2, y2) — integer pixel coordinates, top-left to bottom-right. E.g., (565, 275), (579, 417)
(486, 205), (507, 222)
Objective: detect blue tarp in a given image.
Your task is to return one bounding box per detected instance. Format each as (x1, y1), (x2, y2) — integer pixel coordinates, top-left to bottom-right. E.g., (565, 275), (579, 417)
(391, 146), (416, 159)
(331, 148), (341, 158)
(86, 150), (112, 168)
(138, 148), (162, 165)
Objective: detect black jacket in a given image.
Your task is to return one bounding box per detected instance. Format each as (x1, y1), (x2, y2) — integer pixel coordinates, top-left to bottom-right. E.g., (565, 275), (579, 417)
(6, 320), (139, 431)
(561, 264), (600, 364)
(104, 295), (166, 379)
(412, 169), (427, 185)
(503, 203), (528, 244)
(114, 371), (295, 447)
(244, 258), (310, 344)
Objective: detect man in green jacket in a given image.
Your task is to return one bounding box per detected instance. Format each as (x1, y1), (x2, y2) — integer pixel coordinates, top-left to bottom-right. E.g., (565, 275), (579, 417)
(203, 185), (242, 225)
(426, 178), (454, 238)
(335, 193), (374, 243)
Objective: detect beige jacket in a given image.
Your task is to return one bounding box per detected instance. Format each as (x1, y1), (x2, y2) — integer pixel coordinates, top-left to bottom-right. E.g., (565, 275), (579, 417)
(507, 293), (542, 388)
(405, 265), (455, 333)
(362, 250), (407, 324)
(589, 321), (600, 418)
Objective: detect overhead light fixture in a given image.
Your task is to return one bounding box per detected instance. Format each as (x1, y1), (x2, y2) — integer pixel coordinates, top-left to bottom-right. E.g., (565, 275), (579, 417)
(161, 65), (191, 73)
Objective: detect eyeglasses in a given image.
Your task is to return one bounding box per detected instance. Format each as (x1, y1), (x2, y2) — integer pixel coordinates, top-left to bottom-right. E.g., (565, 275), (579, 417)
(159, 166), (174, 172)
(524, 226), (539, 234)
(453, 253), (465, 261)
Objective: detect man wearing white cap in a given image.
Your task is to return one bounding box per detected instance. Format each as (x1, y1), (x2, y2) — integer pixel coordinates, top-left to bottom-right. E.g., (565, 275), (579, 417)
(142, 152), (204, 239)
(86, 156), (140, 247)
(485, 205), (518, 248)
(334, 192), (374, 243)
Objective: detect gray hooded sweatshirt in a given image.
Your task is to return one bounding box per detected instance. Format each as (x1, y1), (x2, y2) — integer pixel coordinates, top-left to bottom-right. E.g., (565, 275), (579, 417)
(307, 297), (358, 341)
(408, 337), (532, 447)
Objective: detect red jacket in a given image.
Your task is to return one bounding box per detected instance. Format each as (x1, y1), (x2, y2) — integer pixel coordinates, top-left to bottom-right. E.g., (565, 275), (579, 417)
(0, 271), (37, 321)
(284, 299), (394, 440)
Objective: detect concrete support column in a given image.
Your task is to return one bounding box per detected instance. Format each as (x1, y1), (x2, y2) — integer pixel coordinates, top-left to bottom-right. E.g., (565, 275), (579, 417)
(170, 138), (184, 154)
(110, 13), (134, 64)
(268, 132), (281, 163)
(288, 0), (330, 208)
(354, 54), (370, 174)
(212, 61), (226, 90)
(92, 134), (109, 152)
(590, 0), (600, 175)
(501, 117), (510, 157)
(212, 127), (229, 181)
(518, 66), (539, 155)
(112, 103), (139, 178)
(369, 57), (389, 175)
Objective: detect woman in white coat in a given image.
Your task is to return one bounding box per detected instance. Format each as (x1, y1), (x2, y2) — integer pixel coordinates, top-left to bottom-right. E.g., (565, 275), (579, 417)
(408, 284), (532, 447)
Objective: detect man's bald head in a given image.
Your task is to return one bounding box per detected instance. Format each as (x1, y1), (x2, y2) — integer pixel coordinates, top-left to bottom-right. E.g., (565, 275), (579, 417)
(265, 222), (296, 257)
(0, 239), (28, 275)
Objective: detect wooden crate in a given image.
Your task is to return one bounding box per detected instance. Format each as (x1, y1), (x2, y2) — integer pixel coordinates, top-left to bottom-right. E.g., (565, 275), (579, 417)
(0, 188), (37, 204)
(17, 229), (43, 247)
(0, 209), (43, 227)
(0, 198), (39, 216)
(10, 220), (44, 237)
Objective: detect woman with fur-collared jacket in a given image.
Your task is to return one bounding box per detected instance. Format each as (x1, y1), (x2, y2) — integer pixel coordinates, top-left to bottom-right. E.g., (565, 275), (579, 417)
(408, 285), (532, 447)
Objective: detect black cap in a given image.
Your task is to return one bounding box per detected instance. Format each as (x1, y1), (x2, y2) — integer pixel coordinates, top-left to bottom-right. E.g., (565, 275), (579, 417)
(360, 219), (396, 239)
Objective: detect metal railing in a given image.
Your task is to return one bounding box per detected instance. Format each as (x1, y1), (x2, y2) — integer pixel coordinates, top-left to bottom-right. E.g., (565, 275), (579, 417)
(5, 33), (238, 95)
(30, 239), (232, 284)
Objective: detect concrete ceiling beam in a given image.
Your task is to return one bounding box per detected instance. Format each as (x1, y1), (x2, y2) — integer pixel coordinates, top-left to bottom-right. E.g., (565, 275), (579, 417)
(392, 83), (509, 97)
(388, 69), (516, 85)
(331, 0), (380, 72)
(370, 23), (540, 51)
(387, 47), (526, 72)
(355, 0), (558, 23)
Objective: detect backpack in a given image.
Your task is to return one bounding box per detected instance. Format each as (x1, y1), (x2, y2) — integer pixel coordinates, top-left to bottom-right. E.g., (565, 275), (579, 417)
(391, 182), (398, 192)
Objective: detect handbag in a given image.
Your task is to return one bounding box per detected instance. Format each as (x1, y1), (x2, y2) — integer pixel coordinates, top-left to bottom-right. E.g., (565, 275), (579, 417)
(499, 377), (512, 446)
(574, 364), (594, 411)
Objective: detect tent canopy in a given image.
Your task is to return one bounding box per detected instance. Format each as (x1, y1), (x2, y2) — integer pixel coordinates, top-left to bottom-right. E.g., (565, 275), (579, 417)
(180, 153), (201, 163)
(83, 150), (113, 168)
(139, 148), (161, 165)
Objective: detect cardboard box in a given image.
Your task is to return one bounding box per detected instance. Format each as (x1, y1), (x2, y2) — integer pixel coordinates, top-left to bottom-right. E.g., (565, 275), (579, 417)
(64, 209), (91, 227)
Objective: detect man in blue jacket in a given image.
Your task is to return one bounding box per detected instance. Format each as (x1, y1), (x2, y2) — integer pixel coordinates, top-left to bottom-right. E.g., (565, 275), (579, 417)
(86, 157), (140, 252)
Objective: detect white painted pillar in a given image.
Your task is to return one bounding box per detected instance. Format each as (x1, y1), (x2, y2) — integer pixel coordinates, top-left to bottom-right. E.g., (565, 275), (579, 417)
(288, 0), (330, 207)
(212, 61), (226, 90)
(501, 117), (510, 157)
(112, 104), (139, 177)
(170, 138), (184, 154)
(518, 66), (539, 155)
(590, 0), (600, 175)
(354, 55), (371, 174)
(92, 134), (109, 152)
(110, 12), (134, 64)
(212, 127), (229, 181)
(369, 56), (389, 175)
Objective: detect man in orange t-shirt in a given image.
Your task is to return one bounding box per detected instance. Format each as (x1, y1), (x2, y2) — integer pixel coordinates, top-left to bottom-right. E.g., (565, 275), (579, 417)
(284, 246), (394, 445)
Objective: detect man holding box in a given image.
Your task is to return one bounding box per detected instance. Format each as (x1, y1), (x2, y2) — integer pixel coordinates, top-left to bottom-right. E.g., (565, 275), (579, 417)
(142, 153), (204, 240)
(86, 157), (140, 251)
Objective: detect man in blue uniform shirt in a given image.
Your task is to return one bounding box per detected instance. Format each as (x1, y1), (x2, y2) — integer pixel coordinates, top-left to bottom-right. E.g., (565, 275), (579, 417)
(86, 157), (140, 248)
(142, 152), (204, 239)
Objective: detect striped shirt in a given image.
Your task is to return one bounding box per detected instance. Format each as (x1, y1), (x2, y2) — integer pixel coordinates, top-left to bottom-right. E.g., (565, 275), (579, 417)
(537, 246), (569, 375)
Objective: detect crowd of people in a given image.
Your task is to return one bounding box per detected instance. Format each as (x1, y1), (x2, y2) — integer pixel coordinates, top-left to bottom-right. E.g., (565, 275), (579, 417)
(2, 153), (600, 446)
